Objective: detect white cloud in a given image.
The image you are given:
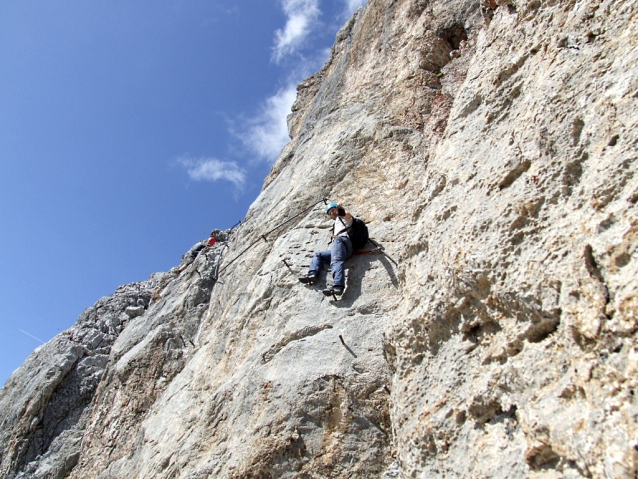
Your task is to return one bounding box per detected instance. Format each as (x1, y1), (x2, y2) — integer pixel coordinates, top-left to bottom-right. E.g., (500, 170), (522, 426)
(238, 0), (368, 163)
(177, 156), (246, 189)
(345, 0), (366, 12)
(342, 0), (367, 20)
(272, 0), (321, 63)
(239, 85), (298, 163)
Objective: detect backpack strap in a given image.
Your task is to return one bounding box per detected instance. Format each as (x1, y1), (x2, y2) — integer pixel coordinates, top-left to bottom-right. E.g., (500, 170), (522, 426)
(336, 216), (352, 237)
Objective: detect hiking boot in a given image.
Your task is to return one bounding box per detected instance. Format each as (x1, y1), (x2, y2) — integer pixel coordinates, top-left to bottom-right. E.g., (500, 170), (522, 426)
(323, 285), (344, 296)
(298, 273), (317, 284)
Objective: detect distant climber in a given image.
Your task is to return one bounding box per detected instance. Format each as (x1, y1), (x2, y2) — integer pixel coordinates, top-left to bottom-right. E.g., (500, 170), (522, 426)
(299, 202), (367, 296)
(173, 230), (223, 275)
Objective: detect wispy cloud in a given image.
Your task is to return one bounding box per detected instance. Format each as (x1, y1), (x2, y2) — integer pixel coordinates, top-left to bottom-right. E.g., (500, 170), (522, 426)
(272, 0), (321, 63)
(177, 156), (246, 189)
(344, 0), (367, 15)
(238, 85), (298, 163)
(239, 0), (367, 164)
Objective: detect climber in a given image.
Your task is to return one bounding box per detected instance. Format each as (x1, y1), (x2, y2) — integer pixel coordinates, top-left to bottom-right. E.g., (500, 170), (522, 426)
(298, 202), (354, 296)
(173, 231), (218, 274)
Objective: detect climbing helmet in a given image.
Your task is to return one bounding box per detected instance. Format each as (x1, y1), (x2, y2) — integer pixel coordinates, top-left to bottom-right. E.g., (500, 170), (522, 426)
(326, 202), (338, 214)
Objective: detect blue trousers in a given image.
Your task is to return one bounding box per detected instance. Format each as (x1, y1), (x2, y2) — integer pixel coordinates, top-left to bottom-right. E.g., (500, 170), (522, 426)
(308, 236), (353, 287)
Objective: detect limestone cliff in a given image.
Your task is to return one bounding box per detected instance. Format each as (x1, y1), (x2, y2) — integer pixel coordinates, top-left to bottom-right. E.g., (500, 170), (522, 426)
(1, 0), (636, 477)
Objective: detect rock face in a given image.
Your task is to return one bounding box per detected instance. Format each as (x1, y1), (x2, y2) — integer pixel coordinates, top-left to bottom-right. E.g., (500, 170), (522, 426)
(1, 0), (637, 477)
(0, 276), (156, 479)
(0, 243), (223, 479)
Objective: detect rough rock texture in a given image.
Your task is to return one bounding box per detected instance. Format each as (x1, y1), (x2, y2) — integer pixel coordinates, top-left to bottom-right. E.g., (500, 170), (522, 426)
(0, 275), (157, 479)
(0, 240), (226, 479)
(1, 0), (636, 477)
(387, 1), (638, 477)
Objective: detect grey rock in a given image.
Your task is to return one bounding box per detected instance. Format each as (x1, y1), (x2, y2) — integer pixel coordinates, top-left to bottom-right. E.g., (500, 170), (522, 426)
(124, 305), (145, 319)
(0, 242), (226, 479)
(1, 0), (637, 478)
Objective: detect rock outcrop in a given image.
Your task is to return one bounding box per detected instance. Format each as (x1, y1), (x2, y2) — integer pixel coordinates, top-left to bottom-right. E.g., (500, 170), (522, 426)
(1, 0), (636, 477)
(0, 241), (224, 479)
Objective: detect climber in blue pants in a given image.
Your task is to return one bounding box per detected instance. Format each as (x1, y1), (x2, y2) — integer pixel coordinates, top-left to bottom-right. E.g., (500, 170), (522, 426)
(299, 203), (353, 296)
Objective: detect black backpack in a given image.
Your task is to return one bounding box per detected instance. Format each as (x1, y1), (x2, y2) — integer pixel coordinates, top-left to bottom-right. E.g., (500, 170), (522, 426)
(338, 217), (369, 250)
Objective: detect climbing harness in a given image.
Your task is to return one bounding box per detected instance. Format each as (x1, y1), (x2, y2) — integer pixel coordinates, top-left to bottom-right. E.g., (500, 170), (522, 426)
(367, 238), (398, 266)
(353, 247), (382, 256)
(350, 238), (398, 266)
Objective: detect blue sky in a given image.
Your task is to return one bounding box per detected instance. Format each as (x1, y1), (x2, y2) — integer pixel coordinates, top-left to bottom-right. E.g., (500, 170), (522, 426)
(0, 0), (366, 386)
